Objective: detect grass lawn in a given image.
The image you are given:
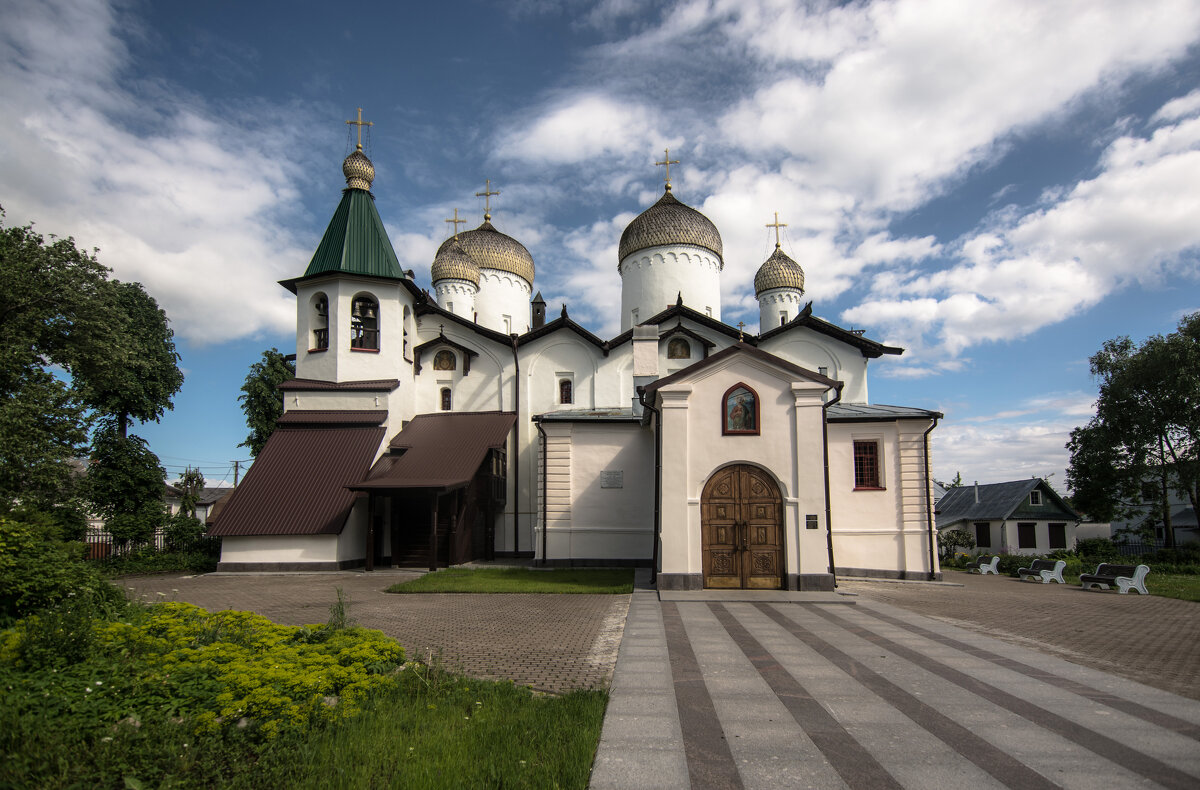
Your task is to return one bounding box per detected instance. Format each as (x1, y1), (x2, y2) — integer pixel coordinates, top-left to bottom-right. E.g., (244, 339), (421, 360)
(386, 567), (635, 595)
(268, 669), (607, 789)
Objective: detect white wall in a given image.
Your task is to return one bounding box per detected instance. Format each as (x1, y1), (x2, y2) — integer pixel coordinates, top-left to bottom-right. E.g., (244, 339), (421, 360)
(474, 269), (531, 335)
(759, 334), (869, 403)
(537, 422), (654, 561)
(619, 245), (722, 332)
(220, 534), (339, 564)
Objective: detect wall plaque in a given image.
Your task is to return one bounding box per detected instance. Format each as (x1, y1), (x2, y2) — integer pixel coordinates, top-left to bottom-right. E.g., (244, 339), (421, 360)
(601, 471), (623, 489)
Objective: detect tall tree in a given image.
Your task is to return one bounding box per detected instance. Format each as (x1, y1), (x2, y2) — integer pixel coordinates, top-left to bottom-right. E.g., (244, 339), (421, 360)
(176, 466), (205, 518)
(73, 280), (184, 437)
(239, 348), (295, 457)
(82, 419), (167, 546)
(1067, 312), (1200, 546)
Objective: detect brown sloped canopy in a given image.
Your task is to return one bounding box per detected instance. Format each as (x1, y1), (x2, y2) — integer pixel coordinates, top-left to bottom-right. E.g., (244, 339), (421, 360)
(209, 411), (386, 537)
(352, 411), (516, 492)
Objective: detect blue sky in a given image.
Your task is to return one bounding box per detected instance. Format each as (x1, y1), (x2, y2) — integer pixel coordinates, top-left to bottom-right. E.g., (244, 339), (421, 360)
(2, 0), (1198, 490)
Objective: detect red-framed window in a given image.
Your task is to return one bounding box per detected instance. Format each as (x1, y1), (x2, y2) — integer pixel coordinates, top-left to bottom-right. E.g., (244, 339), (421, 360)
(853, 440), (881, 489)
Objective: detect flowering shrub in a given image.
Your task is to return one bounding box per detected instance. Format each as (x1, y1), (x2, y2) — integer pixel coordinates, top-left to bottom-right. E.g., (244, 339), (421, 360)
(1, 602), (405, 742)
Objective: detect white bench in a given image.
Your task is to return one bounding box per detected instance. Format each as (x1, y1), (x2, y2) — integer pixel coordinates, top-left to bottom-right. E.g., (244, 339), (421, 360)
(965, 555), (1000, 575)
(1017, 559), (1066, 584)
(1079, 563), (1150, 595)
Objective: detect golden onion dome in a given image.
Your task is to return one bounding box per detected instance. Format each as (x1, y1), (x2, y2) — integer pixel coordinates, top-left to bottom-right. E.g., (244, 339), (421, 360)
(619, 190), (723, 265)
(754, 246), (805, 296)
(437, 220), (535, 285)
(430, 238), (480, 287)
(342, 149), (375, 191)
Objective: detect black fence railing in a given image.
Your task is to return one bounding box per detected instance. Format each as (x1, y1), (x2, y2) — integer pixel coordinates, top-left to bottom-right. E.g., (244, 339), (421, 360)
(85, 528), (221, 560)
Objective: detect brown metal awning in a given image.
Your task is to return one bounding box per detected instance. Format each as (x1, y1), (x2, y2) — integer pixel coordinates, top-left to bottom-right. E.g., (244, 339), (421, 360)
(350, 411), (516, 493)
(209, 411), (386, 537)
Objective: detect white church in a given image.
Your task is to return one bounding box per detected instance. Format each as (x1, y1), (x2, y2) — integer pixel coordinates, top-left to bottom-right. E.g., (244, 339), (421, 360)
(210, 127), (943, 590)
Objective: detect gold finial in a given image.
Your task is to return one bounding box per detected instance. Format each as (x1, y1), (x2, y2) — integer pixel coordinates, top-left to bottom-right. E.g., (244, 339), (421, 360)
(445, 208), (466, 239)
(345, 107), (373, 152)
(475, 179), (500, 221)
(655, 148), (680, 192)
(766, 212), (787, 250)
(736, 321), (746, 341)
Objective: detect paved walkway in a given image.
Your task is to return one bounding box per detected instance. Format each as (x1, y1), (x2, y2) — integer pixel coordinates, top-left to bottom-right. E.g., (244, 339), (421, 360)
(591, 574), (1200, 789)
(123, 570), (627, 694)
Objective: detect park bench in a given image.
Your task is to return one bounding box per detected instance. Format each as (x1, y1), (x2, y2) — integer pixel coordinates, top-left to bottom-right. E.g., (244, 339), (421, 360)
(1017, 559), (1066, 584)
(1079, 563), (1150, 595)
(964, 555), (1000, 575)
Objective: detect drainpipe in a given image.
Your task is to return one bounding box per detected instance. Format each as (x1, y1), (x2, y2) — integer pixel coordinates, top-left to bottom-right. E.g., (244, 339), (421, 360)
(510, 334), (520, 554)
(535, 418), (548, 567)
(821, 383), (844, 588)
(638, 386), (662, 585)
(923, 416), (940, 580)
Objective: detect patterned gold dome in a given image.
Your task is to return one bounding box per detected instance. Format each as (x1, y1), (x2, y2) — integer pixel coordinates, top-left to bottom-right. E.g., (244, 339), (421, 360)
(342, 149), (375, 190)
(430, 238), (481, 286)
(436, 220), (535, 284)
(754, 246), (805, 296)
(619, 190), (723, 264)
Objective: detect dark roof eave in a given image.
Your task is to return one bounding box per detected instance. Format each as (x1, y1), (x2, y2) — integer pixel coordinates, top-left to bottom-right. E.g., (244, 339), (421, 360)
(517, 315), (608, 351)
(413, 300), (514, 345)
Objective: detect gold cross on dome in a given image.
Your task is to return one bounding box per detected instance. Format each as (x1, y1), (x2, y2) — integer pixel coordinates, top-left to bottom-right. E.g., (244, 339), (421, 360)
(445, 208), (466, 239)
(655, 148), (680, 192)
(345, 107), (373, 151)
(766, 212), (788, 249)
(475, 179), (500, 221)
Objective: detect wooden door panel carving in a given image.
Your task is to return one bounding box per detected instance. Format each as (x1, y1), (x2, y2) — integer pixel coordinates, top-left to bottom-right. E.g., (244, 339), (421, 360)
(701, 465), (783, 589)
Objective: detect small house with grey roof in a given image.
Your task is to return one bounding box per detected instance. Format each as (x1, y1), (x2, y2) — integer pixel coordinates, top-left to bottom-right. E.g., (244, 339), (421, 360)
(937, 479), (1080, 556)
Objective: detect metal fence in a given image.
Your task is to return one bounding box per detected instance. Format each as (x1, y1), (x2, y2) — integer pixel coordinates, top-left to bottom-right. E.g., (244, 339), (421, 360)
(1112, 538), (1166, 557)
(84, 528), (220, 560)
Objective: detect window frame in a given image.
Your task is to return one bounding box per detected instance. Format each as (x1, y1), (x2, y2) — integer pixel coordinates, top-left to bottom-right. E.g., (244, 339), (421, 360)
(559, 378), (573, 405)
(349, 293), (380, 351)
(439, 387), (452, 411)
(1029, 490), (1043, 506)
(852, 439), (884, 490)
(1048, 522), (1067, 550)
(974, 521), (991, 548)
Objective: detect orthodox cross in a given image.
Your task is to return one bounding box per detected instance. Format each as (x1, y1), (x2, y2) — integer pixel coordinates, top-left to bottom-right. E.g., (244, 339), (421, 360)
(475, 179), (500, 221)
(736, 321), (746, 342)
(345, 107), (373, 152)
(766, 212), (787, 249)
(439, 323), (445, 336)
(655, 148), (680, 192)
(445, 208), (466, 239)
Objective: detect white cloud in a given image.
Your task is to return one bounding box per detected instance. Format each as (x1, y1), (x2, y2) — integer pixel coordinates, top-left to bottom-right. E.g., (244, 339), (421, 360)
(845, 104), (1200, 362)
(494, 94), (667, 167)
(0, 0), (314, 345)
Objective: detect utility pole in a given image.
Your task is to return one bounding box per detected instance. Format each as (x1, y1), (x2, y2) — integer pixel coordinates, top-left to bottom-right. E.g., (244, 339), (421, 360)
(232, 460), (251, 486)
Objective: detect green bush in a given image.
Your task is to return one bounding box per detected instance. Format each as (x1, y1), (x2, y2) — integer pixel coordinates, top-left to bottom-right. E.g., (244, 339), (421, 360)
(1076, 537), (1122, 562)
(99, 547), (219, 576)
(0, 516), (122, 626)
(164, 511), (206, 549)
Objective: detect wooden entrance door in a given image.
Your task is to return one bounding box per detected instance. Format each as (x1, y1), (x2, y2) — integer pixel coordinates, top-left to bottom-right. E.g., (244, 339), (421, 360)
(701, 465), (784, 589)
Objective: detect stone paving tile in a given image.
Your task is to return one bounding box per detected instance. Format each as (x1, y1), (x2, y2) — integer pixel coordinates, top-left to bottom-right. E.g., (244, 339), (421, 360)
(838, 571), (1200, 701)
(123, 571), (629, 694)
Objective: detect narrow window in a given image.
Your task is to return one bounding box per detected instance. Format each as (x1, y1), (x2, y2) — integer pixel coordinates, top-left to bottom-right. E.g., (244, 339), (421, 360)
(503, 315), (512, 334)
(1017, 522), (1036, 549)
(312, 294), (329, 351)
(779, 311), (787, 326)
(631, 308), (639, 325)
(1030, 490), (1042, 506)
(974, 522), (991, 548)
(350, 295), (379, 350)
(559, 379), (573, 405)
(433, 350), (456, 371)
(705, 306), (712, 317)
(853, 441), (881, 489)
(402, 306), (411, 360)
(667, 337), (690, 359)
(440, 387), (452, 411)
(1048, 523), (1067, 550)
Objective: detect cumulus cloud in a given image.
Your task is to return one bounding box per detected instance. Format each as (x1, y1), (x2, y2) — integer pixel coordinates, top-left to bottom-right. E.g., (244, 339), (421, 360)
(494, 94), (667, 167)
(844, 101), (1200, 361)
(0, 0), (313, 345)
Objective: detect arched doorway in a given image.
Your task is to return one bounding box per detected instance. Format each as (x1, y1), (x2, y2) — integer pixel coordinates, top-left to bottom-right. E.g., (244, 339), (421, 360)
(701, 464), (784, 589)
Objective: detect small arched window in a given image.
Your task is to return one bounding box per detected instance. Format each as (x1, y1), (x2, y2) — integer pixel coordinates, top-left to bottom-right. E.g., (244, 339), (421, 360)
(402, 305), (411, 360)
(667, 337), (690, 359)
(440, 387), (452, 411)
(433, 350), (456, 370)
(312, 294), (329, 351)
(559, 379), (573, 405)
(350, 295), (379, 350)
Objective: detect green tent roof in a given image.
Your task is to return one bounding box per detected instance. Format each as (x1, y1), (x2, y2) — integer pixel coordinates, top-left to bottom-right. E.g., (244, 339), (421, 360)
(303, 189), (405, 281)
